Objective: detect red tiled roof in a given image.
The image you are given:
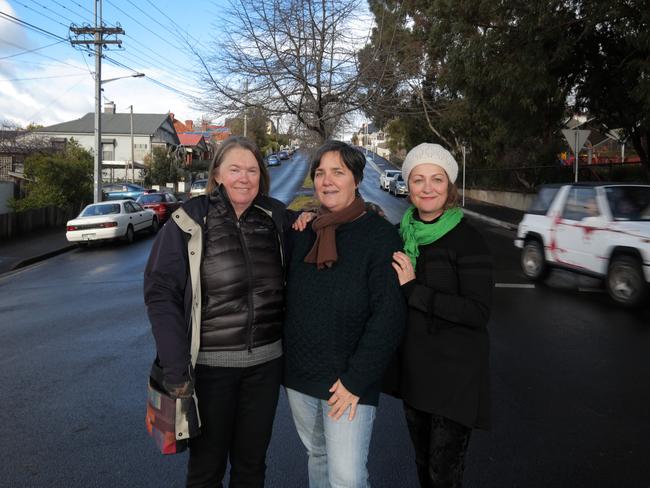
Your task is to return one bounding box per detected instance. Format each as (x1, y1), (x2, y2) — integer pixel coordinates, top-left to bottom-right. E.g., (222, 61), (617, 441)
(178, 133), (205, 146)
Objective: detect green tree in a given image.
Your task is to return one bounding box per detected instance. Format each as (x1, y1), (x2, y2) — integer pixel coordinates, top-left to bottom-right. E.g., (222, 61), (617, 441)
(577, 0), (650, 171)
(11, 139), (92, 212)
(144, 146), (180, 186)
(361, 0), (581, 168)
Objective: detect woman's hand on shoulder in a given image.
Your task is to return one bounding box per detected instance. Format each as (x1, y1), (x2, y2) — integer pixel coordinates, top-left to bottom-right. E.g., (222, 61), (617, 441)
(327, 379), (360, 421)
(292, 211), (316, 232)
(392, 251), (416, 285)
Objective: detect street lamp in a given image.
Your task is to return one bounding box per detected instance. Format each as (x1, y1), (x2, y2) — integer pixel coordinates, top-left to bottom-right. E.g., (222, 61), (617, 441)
(93, 72), (145, 203)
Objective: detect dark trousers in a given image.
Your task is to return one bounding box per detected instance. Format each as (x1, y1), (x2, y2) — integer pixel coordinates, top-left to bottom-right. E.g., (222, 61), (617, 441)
(186, 358), (282, 488)
(403, 402), (472, 488)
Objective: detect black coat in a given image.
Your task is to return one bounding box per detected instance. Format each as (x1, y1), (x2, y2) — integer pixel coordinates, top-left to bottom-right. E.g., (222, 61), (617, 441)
(385, 218), (494, 429)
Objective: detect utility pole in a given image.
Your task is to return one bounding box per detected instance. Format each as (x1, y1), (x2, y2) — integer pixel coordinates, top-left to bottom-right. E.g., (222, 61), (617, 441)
(128, 105), (134, 183)
(70, 0), (124, 203)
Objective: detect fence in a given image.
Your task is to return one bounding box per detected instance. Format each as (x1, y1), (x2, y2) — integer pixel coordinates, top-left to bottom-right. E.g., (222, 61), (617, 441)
(0, 206), (76, 240)
(462, 162), (649, 193)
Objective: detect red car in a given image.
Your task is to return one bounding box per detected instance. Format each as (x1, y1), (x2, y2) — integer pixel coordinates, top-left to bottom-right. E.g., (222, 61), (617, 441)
(136, 192), (181, 224)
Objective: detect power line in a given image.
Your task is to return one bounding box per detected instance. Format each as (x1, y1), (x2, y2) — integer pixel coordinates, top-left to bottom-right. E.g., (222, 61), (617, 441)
(0, 35), (88, 71)
(0, 39), (65, 60)
(103, 0), (188, 57)
(11, 0), (70, 29)
(0, 73), (88, 82)
(0, 11), (68, 42)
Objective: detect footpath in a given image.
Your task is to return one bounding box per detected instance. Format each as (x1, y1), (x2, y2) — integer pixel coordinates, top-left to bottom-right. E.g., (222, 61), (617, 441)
(0, 199), (524, 277)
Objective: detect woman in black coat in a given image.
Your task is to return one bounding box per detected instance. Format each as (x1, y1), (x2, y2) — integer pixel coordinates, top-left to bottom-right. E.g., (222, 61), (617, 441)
(390, 143), (494, 488)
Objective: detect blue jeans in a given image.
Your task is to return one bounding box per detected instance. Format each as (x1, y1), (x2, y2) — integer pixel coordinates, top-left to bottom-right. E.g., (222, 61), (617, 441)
(286, 387), (376, 488)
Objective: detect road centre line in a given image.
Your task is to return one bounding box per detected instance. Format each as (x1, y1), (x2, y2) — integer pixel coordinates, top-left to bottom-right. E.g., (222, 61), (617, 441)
(494, 283), (536, 289)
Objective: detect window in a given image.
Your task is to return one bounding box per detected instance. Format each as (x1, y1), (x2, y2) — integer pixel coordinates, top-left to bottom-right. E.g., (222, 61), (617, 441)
(562, 187), (599, 221)
(0, 155), (10, 180)
(528, 186), (561, 215)
(102, 143), (114, 161)
(605, 186), (650, 221)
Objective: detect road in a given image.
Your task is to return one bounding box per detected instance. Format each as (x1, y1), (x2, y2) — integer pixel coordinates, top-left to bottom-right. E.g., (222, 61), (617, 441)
(0, 154), (649, 487)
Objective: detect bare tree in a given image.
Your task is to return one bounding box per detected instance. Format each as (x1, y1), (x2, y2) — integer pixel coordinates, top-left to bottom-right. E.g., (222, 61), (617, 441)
(195, 0), (389, 143)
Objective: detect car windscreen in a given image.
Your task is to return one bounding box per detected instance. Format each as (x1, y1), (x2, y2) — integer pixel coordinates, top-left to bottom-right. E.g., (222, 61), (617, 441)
(191, 180), (206, 190)
(605, 186), (650, 221)
(528, 186), (561, 215)
(138, 194), (164, 203)
(81, 204), (121, 216)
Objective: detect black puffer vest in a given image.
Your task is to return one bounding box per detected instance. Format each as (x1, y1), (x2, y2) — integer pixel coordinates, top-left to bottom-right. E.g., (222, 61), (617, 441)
(200, 188), (284, 351)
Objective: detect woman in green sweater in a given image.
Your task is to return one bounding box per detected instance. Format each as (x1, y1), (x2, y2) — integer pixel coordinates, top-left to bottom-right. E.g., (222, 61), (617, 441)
(283, 140), (406, 488)
(389, 143), (494, 488)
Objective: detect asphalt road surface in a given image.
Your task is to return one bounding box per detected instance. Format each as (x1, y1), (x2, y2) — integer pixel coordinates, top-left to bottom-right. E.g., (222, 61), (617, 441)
(1, 155), (648, 487)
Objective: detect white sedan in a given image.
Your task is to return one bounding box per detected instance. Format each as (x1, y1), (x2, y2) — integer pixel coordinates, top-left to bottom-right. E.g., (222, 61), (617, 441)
(66, 200), (159, 245)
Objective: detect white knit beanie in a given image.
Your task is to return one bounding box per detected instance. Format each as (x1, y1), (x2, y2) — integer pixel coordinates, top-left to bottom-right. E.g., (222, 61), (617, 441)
(401, 143), (459, 184)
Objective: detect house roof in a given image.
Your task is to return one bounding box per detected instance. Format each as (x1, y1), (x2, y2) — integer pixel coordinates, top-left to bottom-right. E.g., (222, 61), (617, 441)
(38, 113), (172, 136)
(178, 133), (205, 146)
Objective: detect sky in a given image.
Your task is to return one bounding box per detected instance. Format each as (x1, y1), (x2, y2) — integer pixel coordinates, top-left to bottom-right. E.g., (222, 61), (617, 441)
(0, 0), (373, 136)
(0, 0), (223, 128)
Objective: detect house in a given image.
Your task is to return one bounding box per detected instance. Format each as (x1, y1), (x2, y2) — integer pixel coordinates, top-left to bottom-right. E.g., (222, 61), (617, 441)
(35, 102), (180, 182)
(178, 133), (210, 166)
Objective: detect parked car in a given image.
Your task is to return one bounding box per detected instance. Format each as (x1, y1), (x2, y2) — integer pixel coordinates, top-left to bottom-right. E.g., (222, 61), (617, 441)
(389, 173), (409, 197)
(136, 192), (181, 224)
(515, 183), (650, 307)
(265, 155), (281, 167)
(379, 169), (400, 190)
(277, 150), (290, 160)
(66, 200), (158, 245)
(189, 179), (208, 197)
(102, 183), (147, 201)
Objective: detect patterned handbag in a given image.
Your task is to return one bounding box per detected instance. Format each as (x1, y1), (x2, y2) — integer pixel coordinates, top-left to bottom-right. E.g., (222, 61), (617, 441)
(145, 360), (201, 455)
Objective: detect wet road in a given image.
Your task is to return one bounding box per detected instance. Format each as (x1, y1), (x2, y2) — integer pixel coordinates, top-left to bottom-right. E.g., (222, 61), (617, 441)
(0, 155), (649, 487)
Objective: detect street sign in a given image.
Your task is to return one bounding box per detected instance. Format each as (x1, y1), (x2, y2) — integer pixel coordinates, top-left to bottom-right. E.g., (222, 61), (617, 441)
(562, 129), (591, 183)
(562, 129), (591, 155)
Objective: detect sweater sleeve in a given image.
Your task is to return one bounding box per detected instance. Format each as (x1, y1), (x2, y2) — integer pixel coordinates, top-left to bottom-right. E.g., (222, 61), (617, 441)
(403, 226), (493, 329)
(143, 222), (191, 384)
(339, 229), (407, 397)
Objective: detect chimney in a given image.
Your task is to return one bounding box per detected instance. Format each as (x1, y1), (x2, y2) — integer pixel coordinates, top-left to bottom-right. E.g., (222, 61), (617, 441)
(185, 120), (194, 130)
(104, 101), (116, 114)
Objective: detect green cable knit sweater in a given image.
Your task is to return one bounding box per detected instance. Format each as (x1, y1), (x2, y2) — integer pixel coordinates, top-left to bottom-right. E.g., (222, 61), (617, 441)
(283, 212), (407, 406)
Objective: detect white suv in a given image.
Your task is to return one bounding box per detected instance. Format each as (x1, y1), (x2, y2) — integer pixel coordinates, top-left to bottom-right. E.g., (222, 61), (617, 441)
(515, 183), (650, 307)
(379, 170), (401, 191)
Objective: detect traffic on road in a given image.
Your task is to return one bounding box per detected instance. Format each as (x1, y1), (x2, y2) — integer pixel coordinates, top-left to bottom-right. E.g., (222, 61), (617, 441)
(1, 152), (649, 488)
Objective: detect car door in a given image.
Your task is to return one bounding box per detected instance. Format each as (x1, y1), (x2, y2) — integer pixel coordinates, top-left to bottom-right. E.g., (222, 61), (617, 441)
(130, 201), (151, 230)
(554, 187), (603, 271)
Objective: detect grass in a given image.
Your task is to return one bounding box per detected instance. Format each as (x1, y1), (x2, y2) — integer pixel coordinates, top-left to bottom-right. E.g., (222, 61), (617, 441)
(287, 174), (319, 211)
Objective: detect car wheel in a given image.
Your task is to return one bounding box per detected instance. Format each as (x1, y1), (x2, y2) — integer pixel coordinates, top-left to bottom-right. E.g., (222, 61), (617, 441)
(124, 225), (135, 244)
(521, 239), (548, 281)
(606, 255), (647, 307)
(149, 217), (159, 235)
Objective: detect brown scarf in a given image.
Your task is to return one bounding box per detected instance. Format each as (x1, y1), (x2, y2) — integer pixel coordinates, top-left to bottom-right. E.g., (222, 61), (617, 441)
(304, 196), (366, 269)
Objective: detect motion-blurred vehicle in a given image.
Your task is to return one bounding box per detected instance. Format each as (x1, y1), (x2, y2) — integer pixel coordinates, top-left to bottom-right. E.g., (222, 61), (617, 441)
(136, 192), (181, 224)
(277, 150), (290, 160)
(265, 155), (281, 167)
(189, 179), (208, 197)
(66, 200), (158, 245)
(388, 173), (409, 197)
(515, 183), (650, 307)
(102, 183), (147, 201)
(379, 169), (400, 191)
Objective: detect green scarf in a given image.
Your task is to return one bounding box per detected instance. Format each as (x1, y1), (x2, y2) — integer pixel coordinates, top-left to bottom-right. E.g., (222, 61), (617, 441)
(399, 206), (463, 266)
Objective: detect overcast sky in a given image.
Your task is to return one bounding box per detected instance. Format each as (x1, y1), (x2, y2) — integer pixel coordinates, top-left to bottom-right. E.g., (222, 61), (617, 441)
(0, 0), (223, 128)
